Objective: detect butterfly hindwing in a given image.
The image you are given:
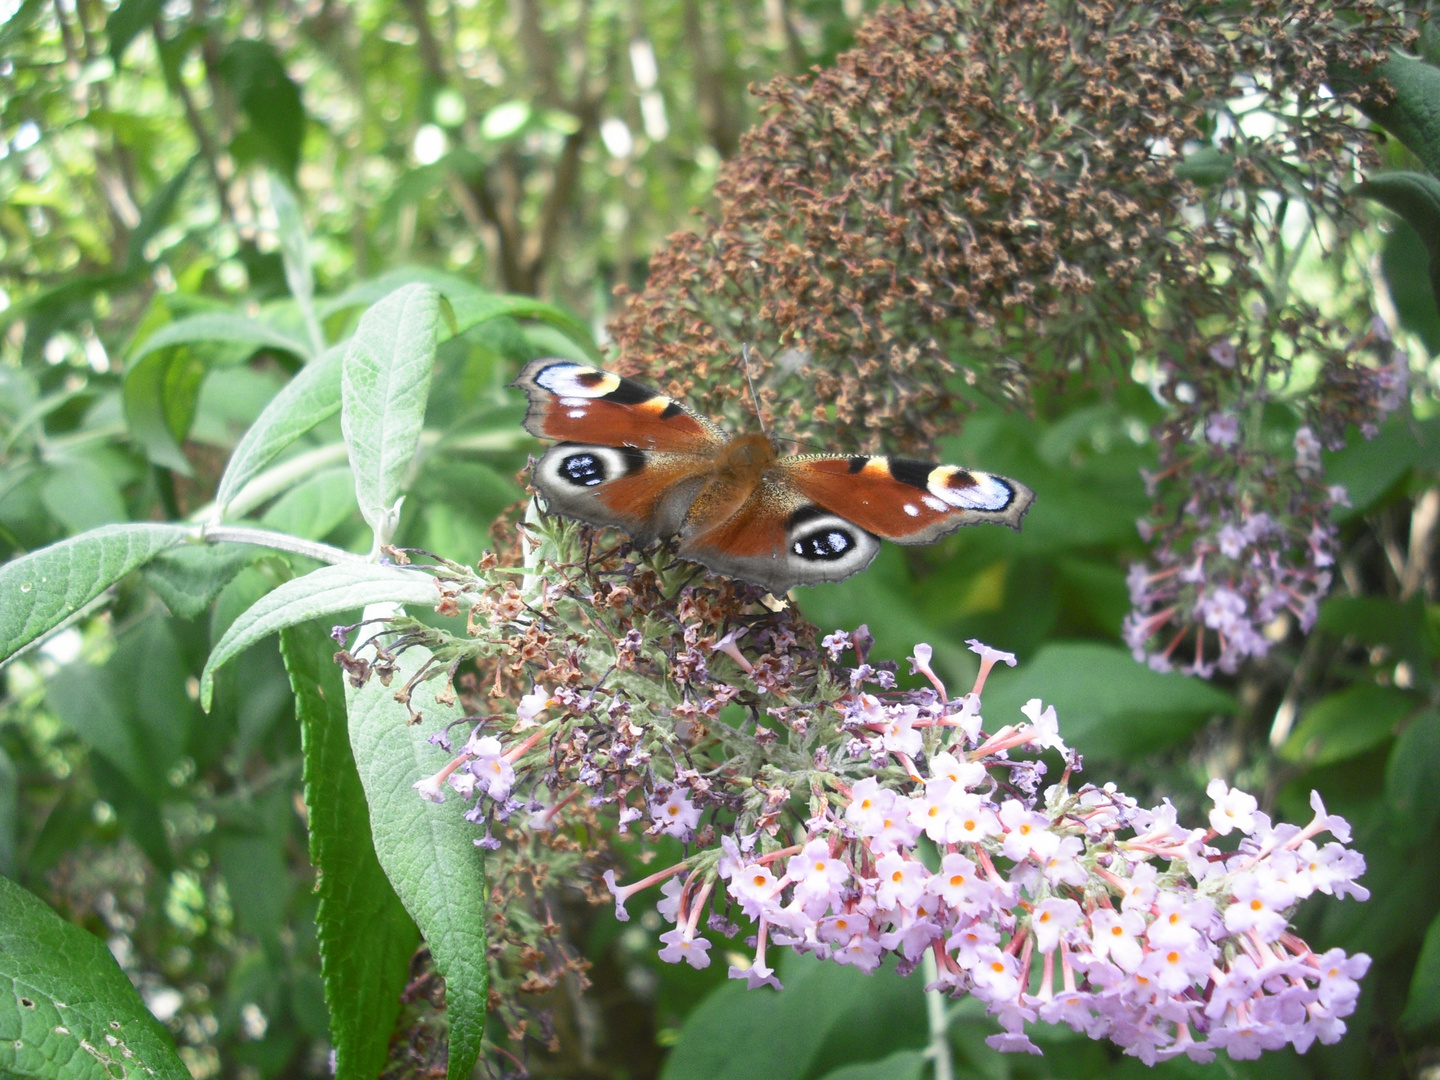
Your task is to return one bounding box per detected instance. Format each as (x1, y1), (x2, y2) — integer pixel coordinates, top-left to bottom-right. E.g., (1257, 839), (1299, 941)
(678, 480), (881, 593)
(514, 359), (726, 453)
(532, 444), (713, 544)
(780, 454), (1034, 545)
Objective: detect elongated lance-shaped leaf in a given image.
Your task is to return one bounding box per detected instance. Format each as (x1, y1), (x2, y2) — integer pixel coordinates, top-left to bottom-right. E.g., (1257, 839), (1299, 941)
(213, 344), (344, 517)
(0, 874), (190, 1079)
(199, 561), (455, 710)
(340, 285), (441, 543)
(126, 312), (312, 366)
(320, 267), (598, 359)
(0, 524), (190, 665)
(282, 623), (418, 1080)
(346, 639), (487, 1080)
(268, 172), (323, 355)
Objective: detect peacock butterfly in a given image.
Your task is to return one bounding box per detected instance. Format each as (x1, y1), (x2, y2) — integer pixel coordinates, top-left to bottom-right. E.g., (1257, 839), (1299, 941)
(512, 359), (1035, 594)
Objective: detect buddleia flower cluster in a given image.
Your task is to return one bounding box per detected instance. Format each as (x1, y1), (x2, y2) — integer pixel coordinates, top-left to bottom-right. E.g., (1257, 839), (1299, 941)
(1124, 313), (1409, 676)
(383, 532), (1371, 1063)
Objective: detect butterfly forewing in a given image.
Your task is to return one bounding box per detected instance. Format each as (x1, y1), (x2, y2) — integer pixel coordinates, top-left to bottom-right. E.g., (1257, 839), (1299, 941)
(514, 359), (726, 453)
(781, 455), (1034, 545)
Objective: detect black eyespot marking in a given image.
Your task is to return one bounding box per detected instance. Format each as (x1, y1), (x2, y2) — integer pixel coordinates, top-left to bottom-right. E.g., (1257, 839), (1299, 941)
(847, 456), (869, 474)
(792, 526), (857, 561)
(576, 370), (608, 388)
(659, 401), (685, 419)
(561, 452), (607, 487)
(604, 377), (661, 406)
(889, 457), (937, 491)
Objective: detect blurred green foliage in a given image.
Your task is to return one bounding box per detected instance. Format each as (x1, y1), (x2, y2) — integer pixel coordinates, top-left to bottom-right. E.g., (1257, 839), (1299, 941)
(0, 1), (1439, 1079)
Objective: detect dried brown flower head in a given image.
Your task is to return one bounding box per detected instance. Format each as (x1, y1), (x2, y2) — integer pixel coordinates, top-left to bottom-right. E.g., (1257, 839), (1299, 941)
(609, 0), (1403, 454)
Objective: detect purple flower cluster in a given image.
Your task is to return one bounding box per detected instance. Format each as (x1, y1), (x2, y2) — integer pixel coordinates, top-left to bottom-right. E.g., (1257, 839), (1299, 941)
(1126, 315), (1407, 676)
(587, 641), (1371, 1063)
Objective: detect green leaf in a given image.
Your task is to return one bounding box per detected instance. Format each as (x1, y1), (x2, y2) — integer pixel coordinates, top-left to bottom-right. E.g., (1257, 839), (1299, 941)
(346, 643), (486, 1080)
(124, 312), (305, 474)
(122, 346), (206, 473)
(1381, 216), (1440, 356)
(340, 285), (441, 541)
(1280, 683), (1416, 766)
(980, 642), (1235, 761)
(282, 623), (417, 1080)
(1173, 145), (1233, 184)
(1323, 415), (1440, 519)
(268, 175), (314, 312)
(127, 312), (311, 366)
(44, 615), (196, 801)
(662, 953), (924, 1080)
(105, 0), (163, 62)
(142, 543), (257, 619)
(1385, 710), (1440, 847)
(815, 1051), (927, 1080)
(0, 874), (189, 1079)
(216, 40), (306, 179)
(124, 157), (197, 273)
(1340, 53), (1440, 179)
(268, 173), (323, 354)
(0, 746), (16, 879)
(1318, 594), (1434, 685)
(1357, 171), (1440, 316)
(199, 562), (452, 710)
(0, 524), (189, 665)
(213, 345), (344, 515)
(260, 467), (358, 541)
(319, 268), (597, 359)
(213, 829), (292, 948)
(39, 462), (127, 534)
(1402, 909), (1440, 1029)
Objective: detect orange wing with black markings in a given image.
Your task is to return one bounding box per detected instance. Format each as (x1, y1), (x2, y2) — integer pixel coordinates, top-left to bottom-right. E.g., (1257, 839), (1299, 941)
(780, 455), (1034, 545)
(514, 359), (725, 452)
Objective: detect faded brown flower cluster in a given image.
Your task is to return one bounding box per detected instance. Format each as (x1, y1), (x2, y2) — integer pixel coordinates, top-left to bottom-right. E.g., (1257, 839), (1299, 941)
(608, 0), (1404, 454)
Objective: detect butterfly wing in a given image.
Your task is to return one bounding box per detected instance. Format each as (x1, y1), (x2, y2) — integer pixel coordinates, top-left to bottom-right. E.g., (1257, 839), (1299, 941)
(677, 480), (882, 593)
(513, 359), (727, 452)
(780, 454), (1035, 544)
(513, 361), (729, 543)
(531, 444), (713, 544)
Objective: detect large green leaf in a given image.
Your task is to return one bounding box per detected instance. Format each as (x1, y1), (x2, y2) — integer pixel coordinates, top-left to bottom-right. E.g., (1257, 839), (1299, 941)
(268, 173), (323, 354)
(340, 285), (441, 542)
(0, 874), (189, 1079)
(662, 953), (925, 1080)
(216, 40), (306, 179)
(105, 0), (163, 62)
(1402, 910), (1440, 1029)
(1386, 710), (1440, 848)
(282, 622), (417, 1080)
(1357, 172), (1440, 318)
(979, 642), (1235, 760)
(346, 642), (486, 1080)
(212, 345), (344, 516)
(127, 313), (311, 366)
(320, 268), (597, 358)
(199, 562), (452, 710)
(1340, 53), (1440, 179)
(0, 524), (190, 665)
(1280, 683), (1416, 767)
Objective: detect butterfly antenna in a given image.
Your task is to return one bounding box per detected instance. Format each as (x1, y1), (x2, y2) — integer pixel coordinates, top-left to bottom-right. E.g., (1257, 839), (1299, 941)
(740, 343), (768, 437)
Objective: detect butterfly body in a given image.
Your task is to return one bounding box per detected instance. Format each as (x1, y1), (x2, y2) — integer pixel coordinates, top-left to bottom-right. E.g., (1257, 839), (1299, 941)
(513, 359), (1035, 593)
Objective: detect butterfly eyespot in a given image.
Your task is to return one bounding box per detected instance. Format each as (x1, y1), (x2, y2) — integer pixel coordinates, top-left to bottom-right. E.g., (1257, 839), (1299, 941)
(791, 528), (856, 560)
(563, 453), (606, 486)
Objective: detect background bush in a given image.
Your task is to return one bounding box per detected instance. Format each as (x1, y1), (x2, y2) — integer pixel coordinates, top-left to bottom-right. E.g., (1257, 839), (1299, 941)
(1, 1), (1439, 1078)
